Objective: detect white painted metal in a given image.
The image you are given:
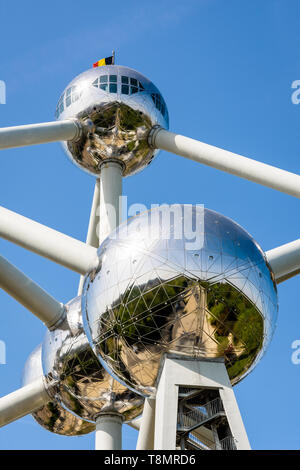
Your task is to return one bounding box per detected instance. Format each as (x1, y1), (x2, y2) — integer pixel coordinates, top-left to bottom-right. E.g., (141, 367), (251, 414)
(0, 254), (65, 329)
(127, 416), (141, 431)
(266, 239), (300, 283)
(136, 398), (155, 450)
(0, 206), (98, 274)
(94, 162), (123, 449)
(154, 356), (250, 450)
(77, 179), (100, 295)
(95, 412), (123, 450)
(0, 119), (81, 150)
(0, 378), (49, 427)
(151, 128), (300, 198)
(99, 161), (123, 244)
(85, 178), (100, 249)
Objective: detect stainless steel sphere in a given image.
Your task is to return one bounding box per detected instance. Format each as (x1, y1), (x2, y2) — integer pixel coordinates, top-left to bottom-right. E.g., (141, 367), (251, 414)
(23, 344), (94, 436)
(56, 65), (169, 177)
(42, 296), (144, 422)
(82, 205), (278, 396)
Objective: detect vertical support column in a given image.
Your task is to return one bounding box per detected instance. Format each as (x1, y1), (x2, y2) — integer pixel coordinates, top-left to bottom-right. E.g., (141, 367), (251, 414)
(154, 355), (251, 450)
(95, 160), (124, 451)
(99, 160), (123, 245)
(95, 412), (124, 450)
(136, 397), (156, 450)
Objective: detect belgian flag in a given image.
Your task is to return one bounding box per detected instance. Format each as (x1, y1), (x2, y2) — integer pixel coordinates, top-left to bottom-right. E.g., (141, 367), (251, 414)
(93, 56), (114, 68)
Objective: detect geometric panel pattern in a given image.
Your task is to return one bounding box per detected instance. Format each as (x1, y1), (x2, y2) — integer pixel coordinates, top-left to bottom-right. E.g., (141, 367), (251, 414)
(83, 206), (278, 396)
(22, 344), (95, 435)
(41, 297), (144, 422)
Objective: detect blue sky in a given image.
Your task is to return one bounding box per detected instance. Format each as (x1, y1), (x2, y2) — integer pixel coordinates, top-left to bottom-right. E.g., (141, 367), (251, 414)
(0, 0), (300, 449)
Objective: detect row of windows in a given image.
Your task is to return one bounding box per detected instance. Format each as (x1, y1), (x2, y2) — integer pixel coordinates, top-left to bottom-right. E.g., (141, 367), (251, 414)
(55, 76), (168, 121)
(55, 86), (81, 118)
(93, 75), (145, 96)
(151, 93), (167, 118)
(92, 74), (167, 118)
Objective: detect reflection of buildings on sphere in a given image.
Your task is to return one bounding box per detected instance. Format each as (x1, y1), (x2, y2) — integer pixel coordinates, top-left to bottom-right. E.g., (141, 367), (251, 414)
(56, 65), (169, 177)
(82, 205), (278, 397)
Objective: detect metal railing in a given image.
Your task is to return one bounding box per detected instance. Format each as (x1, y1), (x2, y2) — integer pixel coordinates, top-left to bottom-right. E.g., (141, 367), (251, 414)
(178, 397), (224, 431)
(220, 436), (237, 450)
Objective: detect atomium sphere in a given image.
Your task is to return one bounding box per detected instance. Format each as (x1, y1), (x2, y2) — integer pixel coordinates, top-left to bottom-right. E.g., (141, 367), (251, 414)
(22, 344), (94, 436)
(82, 205), (278, 397)
(55, 65), (169, 177)
(42, 296), (144, 423)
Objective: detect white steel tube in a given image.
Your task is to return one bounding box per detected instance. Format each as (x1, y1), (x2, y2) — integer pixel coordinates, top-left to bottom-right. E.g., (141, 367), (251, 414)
(127, 416), (142, 431)
(85, 178), (100, 249)
(95, 412), (123, 450)
(266, 239), (300, 283)
(95, 164), (123, 450)
(0, 119), (81, 150)
(99, 161), (123, 245)
(0, 378), (49, 427)
(151, 128), (300, 198)
(0, 206), (98, 274)
(78, 179), (100, 295)
(136, 398), (155, 450)
(0, 254), (65, 329)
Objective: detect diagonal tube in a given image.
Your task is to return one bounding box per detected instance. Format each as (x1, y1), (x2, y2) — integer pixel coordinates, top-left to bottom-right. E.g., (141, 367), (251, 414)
(0, 254), (65, 329)
(136, 398), (155, 450)
(265, 239), (300, 283)
(0, 378), (49, 428)
(78, 179), (100, 295)
(150, 127), (300, 198)
(0, 119), (82, 150)
(0, 206), (99, 275)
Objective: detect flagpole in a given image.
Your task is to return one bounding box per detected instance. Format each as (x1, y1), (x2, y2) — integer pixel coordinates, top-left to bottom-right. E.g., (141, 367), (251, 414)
(112, 50), (115, 65)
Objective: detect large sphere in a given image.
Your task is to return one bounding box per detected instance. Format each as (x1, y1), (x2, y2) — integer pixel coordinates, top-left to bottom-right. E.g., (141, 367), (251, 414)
(42, 296), (143, 422)
(23, 344), (94, 436)
(56, 65), (169, 177)
(82, 205), (278, 396)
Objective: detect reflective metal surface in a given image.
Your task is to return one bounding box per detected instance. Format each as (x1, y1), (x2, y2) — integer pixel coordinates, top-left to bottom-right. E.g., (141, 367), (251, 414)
(22, 344), (94, 435)
(56, 65), (169, 177)
(82, 205), (278, 396)
(42, 296), (144, 422)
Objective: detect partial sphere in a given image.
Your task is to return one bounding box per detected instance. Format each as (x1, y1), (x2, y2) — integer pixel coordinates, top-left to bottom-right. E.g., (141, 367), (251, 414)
(42, 296), (144, 422)
(23, 344), (94, 436)
(82, 205), (278, 396)
(56, 65), (169, 177)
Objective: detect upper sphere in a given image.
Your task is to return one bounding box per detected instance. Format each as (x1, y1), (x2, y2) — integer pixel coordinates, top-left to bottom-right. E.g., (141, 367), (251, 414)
(82, 205), (278, 397)
(56, 65), (169, 177)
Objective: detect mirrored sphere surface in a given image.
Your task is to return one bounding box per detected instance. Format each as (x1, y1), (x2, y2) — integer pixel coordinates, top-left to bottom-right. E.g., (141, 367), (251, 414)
(23, 344), (94, 435)
(82, 205), (278, 396)
(42, 296), (144, 422)
(56, 65), (169, 177)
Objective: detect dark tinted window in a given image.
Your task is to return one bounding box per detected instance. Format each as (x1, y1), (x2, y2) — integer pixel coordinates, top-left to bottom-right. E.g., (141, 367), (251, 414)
(130, 78), (138, 86)
(121, 76), (145, 95)
(131, 86), (138, 94)
(109, 83), (117, 93)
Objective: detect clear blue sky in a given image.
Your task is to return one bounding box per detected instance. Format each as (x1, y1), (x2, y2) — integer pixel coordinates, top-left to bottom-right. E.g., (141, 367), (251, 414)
(0, 0), (300, 450)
